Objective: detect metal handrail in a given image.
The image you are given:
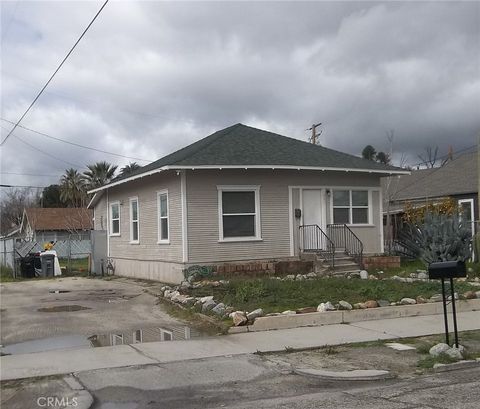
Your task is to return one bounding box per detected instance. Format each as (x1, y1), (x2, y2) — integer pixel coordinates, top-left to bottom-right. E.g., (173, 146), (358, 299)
(327, 223), (364, 268)
(299, 224), (335, 269)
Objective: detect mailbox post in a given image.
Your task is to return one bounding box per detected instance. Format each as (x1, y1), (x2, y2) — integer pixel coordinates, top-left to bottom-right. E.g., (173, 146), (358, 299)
(428, 260), (466, 348)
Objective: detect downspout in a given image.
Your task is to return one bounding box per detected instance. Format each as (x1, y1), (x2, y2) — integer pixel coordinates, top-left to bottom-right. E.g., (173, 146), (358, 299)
(106, 188), (110, 258)
(181, 170), (188, 263)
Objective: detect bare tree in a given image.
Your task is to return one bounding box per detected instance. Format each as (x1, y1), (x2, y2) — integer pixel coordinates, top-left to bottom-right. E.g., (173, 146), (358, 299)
(0, 188), (39, 235)
(418, 146), (440, 168)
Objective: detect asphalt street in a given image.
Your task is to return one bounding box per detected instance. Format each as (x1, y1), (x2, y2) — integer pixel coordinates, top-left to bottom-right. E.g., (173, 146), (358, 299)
(78, 354), (479, 409)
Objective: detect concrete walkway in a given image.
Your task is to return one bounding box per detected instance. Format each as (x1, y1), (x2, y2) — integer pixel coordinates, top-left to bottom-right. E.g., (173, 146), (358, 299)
(2, 310), (479, 381)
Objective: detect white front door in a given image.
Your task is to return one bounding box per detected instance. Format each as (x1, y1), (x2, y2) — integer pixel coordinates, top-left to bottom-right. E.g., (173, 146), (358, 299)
(302, 189), (323, 227)
(301, 189), (327, 251)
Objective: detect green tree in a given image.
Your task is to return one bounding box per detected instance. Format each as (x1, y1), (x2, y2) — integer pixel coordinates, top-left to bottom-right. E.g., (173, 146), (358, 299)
(362, 145), (376, 161)
(119, 162), (141, 177)
(83, 161), (118, 190)
(40, 184), (65, 207)
(60, 168), (86, 207)
(376, 151), (391, 164)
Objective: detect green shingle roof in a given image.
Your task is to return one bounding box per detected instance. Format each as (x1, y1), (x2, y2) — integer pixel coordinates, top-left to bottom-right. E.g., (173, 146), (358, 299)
(115, 123), (404, 183)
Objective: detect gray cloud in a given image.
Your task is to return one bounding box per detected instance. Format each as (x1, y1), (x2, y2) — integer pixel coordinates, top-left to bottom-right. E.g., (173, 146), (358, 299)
(1, 1), (479, 188)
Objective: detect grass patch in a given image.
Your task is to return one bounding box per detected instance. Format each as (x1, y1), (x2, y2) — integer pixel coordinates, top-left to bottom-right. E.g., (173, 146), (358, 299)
(0, 264), (19, 282)
(58, 257), (89, 275)
(417, 353), (458, 369)
(188, 277), (477, 314)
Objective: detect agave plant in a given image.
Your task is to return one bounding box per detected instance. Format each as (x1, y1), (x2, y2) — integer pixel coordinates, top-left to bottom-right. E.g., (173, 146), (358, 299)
(398, 211), (472, 265)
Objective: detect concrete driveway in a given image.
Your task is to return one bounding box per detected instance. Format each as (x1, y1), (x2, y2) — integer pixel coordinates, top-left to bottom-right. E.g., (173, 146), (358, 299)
(0, 277), (185, 347)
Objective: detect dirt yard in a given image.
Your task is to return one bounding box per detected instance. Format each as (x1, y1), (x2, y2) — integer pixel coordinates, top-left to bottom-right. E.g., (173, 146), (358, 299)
(0, 276), (187, 347)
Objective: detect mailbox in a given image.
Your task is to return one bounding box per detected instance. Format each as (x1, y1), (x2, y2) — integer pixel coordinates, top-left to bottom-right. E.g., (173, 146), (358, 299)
(428, 260), (466, 280)
(294, 208), (302, 219)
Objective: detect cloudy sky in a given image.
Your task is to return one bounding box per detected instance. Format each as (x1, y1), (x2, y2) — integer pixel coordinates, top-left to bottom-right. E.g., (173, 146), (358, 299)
(1, 0), (479, 188)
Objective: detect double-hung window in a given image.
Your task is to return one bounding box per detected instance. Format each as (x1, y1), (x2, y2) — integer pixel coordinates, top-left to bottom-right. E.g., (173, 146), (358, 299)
(218, 186), (261, 241)
(332, 190), (370, 224)
(157, 190), (169, 243)
(110, 201), (120, 236)
(129, 197), (139, 243)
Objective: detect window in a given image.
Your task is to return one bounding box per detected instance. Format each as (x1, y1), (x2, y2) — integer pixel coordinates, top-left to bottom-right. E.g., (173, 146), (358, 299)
(110, 334), (124, 345)
(110, 202), (120, 236)
(160, 328), (173, 341)
(218, 186), (261, 240)
(157, 190), (169, 243)
(458, 199), (474, 236)
(129, 197), (139, 243)
(133, 329), (143, 343)
(332, 190), (370, 224)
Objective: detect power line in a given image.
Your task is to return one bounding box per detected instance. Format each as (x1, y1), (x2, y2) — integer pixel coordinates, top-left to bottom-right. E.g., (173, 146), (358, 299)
(0, 184), (46, 189)
(0, 172), (60, 178)
(0, 0), (109, 146)
(1, 125), (84, 168)
(1, 118), (154, 162)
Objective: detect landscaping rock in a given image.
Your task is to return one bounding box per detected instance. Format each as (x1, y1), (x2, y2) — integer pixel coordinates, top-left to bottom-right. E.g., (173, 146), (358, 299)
(417, 272), (428, 280)
(400, 297), (416, 305)
(165, 290), (180, 300)
(202, 299), (217, 312)
(447, 293), (459, 301)
(463, 291), (476, 299)
(281, 310), (297, 315)
(247, 308), (264, 320)
(182, 297), (196, 307)
(429, 294), (443, 303)
(377, 270), (384, 275)
(368, 275), (378, 280)
(172, 293), (187, 303)
(231, 311), (248, 326)
(160, 285), (171, 292)
(266, 312), (281, 316)
(338, 300), (353, 310)
(285, 274), (296, 281)
(349, 272), (361, 279)
(377, 299), (390, 308)
(359, 270), (369, 279)
(317, 301), (335, 312)
(199, 296), (214, 303)
(416, 296), (427, 304)
(445, 347), (463, 360)
(306, 272), (317, 279)
(429, 343), (451, 357)
(353, 302), (367, 309)
(296, 306), (317, 314)
(211, 303), (226, 316)
(364, 300), (378, 308)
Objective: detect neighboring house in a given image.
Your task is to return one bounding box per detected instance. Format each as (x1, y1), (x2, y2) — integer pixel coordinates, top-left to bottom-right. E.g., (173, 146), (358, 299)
(382, 150), (479, 244)
(88, 123), (407, 283)
(20, 208), (93, 242)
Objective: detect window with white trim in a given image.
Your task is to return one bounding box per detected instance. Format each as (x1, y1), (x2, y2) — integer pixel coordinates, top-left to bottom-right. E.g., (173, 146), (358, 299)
(133, 329), (143, 343)
(129, 197), (139, 243)
(332, 190), (369, 224)
(160, 328), (173, 341)
(157, 190), (169, 242)
(218, 186), (261, 240)
(110, 202), (120, 235)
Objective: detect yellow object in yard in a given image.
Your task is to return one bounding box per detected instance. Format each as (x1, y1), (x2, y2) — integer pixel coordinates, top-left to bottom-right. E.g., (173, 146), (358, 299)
(43, 241), (55, 251)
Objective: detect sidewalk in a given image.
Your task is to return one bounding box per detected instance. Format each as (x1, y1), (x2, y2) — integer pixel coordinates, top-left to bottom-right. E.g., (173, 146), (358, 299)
(1, 310), (479, 381)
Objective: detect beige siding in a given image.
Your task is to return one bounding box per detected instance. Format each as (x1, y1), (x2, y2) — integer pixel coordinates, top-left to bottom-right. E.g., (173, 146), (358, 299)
(95, 171), (183, 263)
(93, 195), (107, 231)
(186, 169), (382, 263)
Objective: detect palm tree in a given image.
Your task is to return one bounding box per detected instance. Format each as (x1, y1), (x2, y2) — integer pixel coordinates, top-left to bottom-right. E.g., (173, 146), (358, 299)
(83, 161), (118, 190)
(60, 168), (86, 207)
(119, 162), (141, 177)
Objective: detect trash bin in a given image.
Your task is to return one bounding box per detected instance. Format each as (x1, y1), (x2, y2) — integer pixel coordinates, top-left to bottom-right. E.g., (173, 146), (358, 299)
(40, 253), (55, 277)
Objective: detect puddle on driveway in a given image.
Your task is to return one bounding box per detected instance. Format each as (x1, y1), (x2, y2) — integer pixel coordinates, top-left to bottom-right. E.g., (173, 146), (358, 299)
(38, 305), (91, 312)
(1, 325), (206, 355)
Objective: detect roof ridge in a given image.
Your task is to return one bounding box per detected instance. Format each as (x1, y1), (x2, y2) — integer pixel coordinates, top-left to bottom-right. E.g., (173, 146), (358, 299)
(169, 123), (242, 166)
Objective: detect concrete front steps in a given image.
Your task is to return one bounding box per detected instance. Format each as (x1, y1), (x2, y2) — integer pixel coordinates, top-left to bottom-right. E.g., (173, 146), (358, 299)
(301, 250), (361, 276)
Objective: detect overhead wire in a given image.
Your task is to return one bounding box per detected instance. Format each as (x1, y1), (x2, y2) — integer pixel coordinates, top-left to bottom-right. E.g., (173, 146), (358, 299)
(0, 0), (109, 146)
(1, 118), (154, 162)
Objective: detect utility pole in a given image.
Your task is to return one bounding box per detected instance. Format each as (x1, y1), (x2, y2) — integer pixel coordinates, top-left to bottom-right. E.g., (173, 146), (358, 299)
(307, 123), (322, 145)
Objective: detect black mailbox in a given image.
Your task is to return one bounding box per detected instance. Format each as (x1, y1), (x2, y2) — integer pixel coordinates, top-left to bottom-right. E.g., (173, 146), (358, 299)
(428, 260), (466, 279)
(294, 208), (301, 219)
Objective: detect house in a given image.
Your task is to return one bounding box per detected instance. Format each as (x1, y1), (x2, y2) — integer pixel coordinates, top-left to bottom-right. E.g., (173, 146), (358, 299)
(382, 150), (479, 246)
(88, 123), (408, 283)
(20, 208), (93, 242)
